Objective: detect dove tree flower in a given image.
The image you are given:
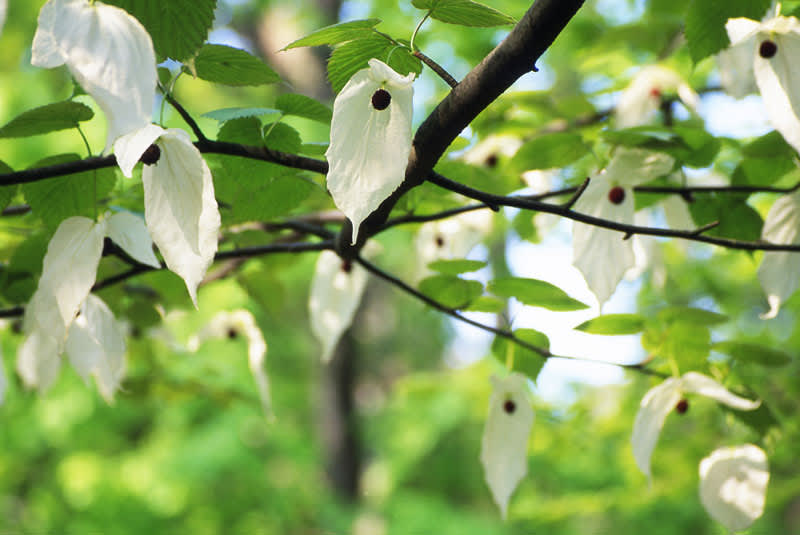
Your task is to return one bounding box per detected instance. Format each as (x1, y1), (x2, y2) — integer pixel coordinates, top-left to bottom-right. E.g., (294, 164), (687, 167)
(114, 124), (221, 306)
(756, 191), (800, 318)
(31, 0), (157, 151)
(415, 209), (493, 279)
(326, 58), (415, 245)
(615, 65), (699, 128)
(631, 372), (761, 480)
(480, 373), (534, 519)
(308, 251), (370, 363)
(17, 212), (159, 397)
(726, 11), (800, 154)
(699, 444), (769, 533)
(191, 310), (272, 418)
(572, 147), (675, 306)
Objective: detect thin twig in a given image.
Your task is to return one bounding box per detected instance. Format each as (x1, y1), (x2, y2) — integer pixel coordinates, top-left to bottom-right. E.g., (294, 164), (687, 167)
(413, 50), (459, 88)
(162, 91), (209, 143)
(425, 171), (800, 252)
(355, 255), (667, 377)
(561, 176), (590, 209)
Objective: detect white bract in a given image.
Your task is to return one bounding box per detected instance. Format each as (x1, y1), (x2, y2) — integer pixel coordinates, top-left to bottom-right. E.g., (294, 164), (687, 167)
(17, 213), (156, 396)
(726, 12), (800, 154)
(115, 124), (221, 306)
(480, 373), (534, 519)
(31, 0), (157, 151)
(757, 191), (800, 318)
(717, 44), (757, 99)
(191, 310), (272, 418)
(615, 65), (699, 128)
(0, 0), (6, 36)
(631, 372), (761, 480)
(326, 59), (414, 245)
(572, 148), (675, 306)
(308, 251), (370, 362)
(699, 444), (769, 532)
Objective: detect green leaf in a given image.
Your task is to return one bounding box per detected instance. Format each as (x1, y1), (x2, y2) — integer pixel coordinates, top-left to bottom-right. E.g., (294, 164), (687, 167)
(0, 102), (94, 138)
(202, 107), (281, 123)
(412, 0), (515, 27)
(491, 329), (549, 382)
(22, 154), (116, 229)
(428, 259), (487, 275)
(275, 94), (332, 124)
(511, 132), (590, 171)
(419, 275), (483, 309)
(105, 0), (216, 61)
(688, 195), (763, 241)
(663, 322), (711, 368)
(488, 277), (590, 311)
(193, 44), (281, 86)
(264, 122), (303, 154)
(218, 117), (264, 145)
(685, 0), (772, 63)
(281, 19), (382, 50)
(575, 314), (646, 335)
(657, 306), (728, 326)
(327, 34), (421, 94)
(713, 341), (792, 367)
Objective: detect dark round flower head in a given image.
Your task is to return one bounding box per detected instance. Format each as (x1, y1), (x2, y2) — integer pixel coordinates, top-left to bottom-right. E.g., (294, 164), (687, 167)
(139, 144), (161, 165)
(435, 234), (445, 248)
(503, 399), (516, 414)
(675, 398), (689, 414)
(759, 39), (778, 59)
(371, 88), (391, 110)
(608, 185), (626, 205)
(341, 259), (353, 273)
(227, 327), (238, 339)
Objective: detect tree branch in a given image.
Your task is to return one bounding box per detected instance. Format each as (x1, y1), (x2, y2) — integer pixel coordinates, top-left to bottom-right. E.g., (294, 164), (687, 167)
(426, 171), (800, 252)
(336, 0), (588, 255)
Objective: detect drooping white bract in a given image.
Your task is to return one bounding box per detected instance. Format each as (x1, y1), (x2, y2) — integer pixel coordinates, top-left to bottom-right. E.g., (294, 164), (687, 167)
(718, 44), (757, 99)
(415, 209), (493, 280)
(757, 191), (800, 318)
(726, 13), (800, 154)
(699, 444), (769, 533)
(191, 309), (272, 418)
(631, 372), (761, 480)
(480, 373), (534, 519)
(16, 212), (158, 394)
(31, 0), (157, 151)
(615, 66), (699, 128)
(308, 250), (370, 362)
(462, 134), (523, 167)
(114, 125), (221, 306)
(64, 294), (127, 402)
(572, 148), (675, 306)
(326, 58), (414, 245)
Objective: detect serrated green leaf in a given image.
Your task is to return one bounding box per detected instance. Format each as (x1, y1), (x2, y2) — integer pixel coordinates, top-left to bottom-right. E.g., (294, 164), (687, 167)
(193, 44), (281, 86)
(419, 274), (483, 309)
(275, 94), (332, 124)
(685, 0), (771, 63)
(218, 117), (264, 145)
(300, 143), (329, 156)
(713, 341), (792, 367)
(511, 132), (590, 171)
(22, 154), (116, 229)
(105, 0), (216, 61)
(491, 329), (549, 382)
(412, 0), (515, 27)
(0, 102), (94, 138)
(664, 322), (711, 367)
(575, 314), (646, 335)
(489, 277), (590, 311)
(428, 259), (487, 275)
(202, 107), (281, 123)
(282, 19), (382, 50)
(264, 122), (303, 154)
(327, 35), (421, 94)
(657, 306), (727, 326)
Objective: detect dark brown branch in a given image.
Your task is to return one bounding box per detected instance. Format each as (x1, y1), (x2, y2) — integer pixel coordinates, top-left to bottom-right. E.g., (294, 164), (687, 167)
(561, 176), (590, 209)
(162, 90), (209, 143)
(336, 0), (588, 256)
(426, 171), (800, 252)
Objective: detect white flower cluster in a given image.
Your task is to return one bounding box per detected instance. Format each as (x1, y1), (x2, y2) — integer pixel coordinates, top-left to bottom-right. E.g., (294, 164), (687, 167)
(9, 0), (221, 401)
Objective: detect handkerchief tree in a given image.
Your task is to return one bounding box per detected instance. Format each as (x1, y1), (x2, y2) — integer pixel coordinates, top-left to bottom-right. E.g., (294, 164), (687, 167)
(0, 0), (797, 532)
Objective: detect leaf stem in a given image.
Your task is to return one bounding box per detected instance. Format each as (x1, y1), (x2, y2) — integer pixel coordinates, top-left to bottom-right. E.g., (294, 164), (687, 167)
(410, 11), (431, 52)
